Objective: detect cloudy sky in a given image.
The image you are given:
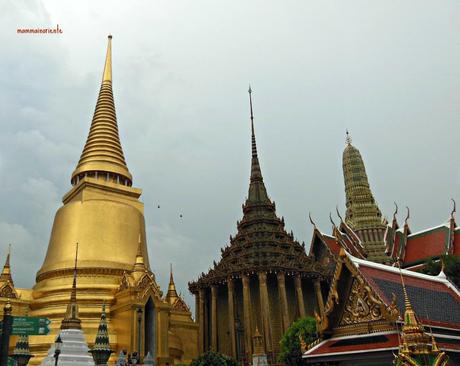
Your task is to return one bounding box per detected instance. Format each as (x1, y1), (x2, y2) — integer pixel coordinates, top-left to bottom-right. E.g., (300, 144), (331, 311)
(1, 0), (459, 310)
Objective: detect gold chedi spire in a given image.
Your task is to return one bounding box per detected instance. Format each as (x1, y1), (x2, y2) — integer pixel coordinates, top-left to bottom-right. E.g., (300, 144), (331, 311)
(71, 35), (132, 186)
(165, 263), (179, 305)
(342, 131), (383, 230)
(61, 243), (81, 330)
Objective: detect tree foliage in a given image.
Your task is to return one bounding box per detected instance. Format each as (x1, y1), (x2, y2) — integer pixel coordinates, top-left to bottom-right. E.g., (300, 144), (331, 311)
(190, 351), (237, 366)
(421, 255), (460, 287)
(279, 316), (317, 366)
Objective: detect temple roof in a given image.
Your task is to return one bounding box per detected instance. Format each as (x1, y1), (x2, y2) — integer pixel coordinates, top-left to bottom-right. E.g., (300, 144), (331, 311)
(71, 35), (132, 185)
(189, 89), (328, 290)
(303, 332), (459, 362)
(350, 255), (460, 330)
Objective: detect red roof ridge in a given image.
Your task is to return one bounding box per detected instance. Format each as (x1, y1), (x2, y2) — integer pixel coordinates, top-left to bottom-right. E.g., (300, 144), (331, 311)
(347, 252), (459, 296)
(407, 223), (449, 238)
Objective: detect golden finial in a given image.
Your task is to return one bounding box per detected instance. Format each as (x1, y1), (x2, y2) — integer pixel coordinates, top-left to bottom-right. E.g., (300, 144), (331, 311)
(308, 212), (316, 228)
(134, 234), (145, 268)
(103, 35), (112, 83)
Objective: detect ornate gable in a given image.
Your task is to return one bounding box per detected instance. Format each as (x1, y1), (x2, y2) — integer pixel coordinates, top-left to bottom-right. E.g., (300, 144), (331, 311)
(0, 282), (18, 299)
(317, 249), (399, 336)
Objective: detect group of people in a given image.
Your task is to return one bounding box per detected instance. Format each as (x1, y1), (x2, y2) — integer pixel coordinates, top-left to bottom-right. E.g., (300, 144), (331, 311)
(116, 350), (140, 365)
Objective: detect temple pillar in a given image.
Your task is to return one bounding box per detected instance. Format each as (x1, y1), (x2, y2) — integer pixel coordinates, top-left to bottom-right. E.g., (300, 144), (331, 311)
(211, 285), (218, 351)
(314, 279), (325, 317)
(227, 278), (237, 358)
(277, 272), (290, 332)
(242, 274), (253, 360)
(258, 272), (272, 353)
(198, 288), (205, 353)
(295, 274), (306, 318)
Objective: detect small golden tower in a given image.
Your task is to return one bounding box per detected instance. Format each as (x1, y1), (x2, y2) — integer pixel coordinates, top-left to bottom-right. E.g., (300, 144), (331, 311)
(394, 270), (449, 366)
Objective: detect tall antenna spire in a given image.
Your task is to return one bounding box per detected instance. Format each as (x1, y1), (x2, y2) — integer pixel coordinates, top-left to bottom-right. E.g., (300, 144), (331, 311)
(61, 243), (81, 330)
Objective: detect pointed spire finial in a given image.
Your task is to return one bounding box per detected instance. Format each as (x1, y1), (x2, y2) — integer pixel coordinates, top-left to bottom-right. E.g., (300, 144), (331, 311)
(1, 244), (13, 284)
(102, 35), (112, 83)
(451, 198), (456, 220)
(345, 129), (352, 145)
(134, 234), (145, 270)
(308, 212), (316, 228)
(61, 242), (81, 330)
(248, 85), (257, 159)
(398, 264), (413, 311)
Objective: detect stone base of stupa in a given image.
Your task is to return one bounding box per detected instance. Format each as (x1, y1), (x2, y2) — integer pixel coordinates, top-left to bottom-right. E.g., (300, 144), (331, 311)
(40, 329), (95, 366)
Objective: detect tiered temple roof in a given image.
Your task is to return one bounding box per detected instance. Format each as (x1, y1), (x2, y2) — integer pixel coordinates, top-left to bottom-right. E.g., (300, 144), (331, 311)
(189, 88), (327, 290)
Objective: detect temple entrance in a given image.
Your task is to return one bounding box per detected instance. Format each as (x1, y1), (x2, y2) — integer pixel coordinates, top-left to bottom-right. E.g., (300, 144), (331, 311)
(144, 297), (156, 359)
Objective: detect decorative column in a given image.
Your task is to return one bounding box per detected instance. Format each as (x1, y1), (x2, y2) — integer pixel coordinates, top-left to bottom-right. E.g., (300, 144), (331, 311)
(242, 274), (253, 359)
(277, 272), (290, 332)
(258, 272), (272, 353)
(314, 279), (325, 318)
(294, 274), (306, 318)
(198, 288), (205, 353)
(211, 285), (218, 351)
(227, 278), (237, 358)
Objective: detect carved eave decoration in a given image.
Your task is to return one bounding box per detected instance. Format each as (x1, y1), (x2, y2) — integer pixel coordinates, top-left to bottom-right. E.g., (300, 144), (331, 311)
(316, 249), (399, 337)
(170, 297), (191, 313)
(0, 282), (18, 299)
(117, 271), (163, 301)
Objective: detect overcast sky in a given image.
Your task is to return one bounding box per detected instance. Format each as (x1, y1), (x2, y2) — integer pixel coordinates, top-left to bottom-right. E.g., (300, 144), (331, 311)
(1, 0), (459, 310)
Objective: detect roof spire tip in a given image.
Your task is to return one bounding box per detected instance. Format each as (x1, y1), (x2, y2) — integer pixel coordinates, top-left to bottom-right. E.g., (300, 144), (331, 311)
(345, 129), (352, 145)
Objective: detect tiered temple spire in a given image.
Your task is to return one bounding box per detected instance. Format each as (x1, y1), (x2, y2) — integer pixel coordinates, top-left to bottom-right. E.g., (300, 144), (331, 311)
(165, 264), (179, 305)
(342, 131), (383, 229)
(247, 86), (269, 204)
(0, 245), (13, 285)
(71, 35), (132, 186)
(342, 132), (387, 262)
(61, 243), (81, 330)
(90, 304), (113, 366)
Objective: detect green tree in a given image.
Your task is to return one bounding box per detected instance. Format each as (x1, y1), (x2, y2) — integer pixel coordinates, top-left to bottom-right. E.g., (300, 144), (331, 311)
(421, 255), (460, 287)
(190, 351), (237, 366)
(279, 316), (317, 366)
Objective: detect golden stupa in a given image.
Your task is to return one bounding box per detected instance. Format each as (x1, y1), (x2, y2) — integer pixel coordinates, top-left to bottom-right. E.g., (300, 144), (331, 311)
(0, 36), (197, 365)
